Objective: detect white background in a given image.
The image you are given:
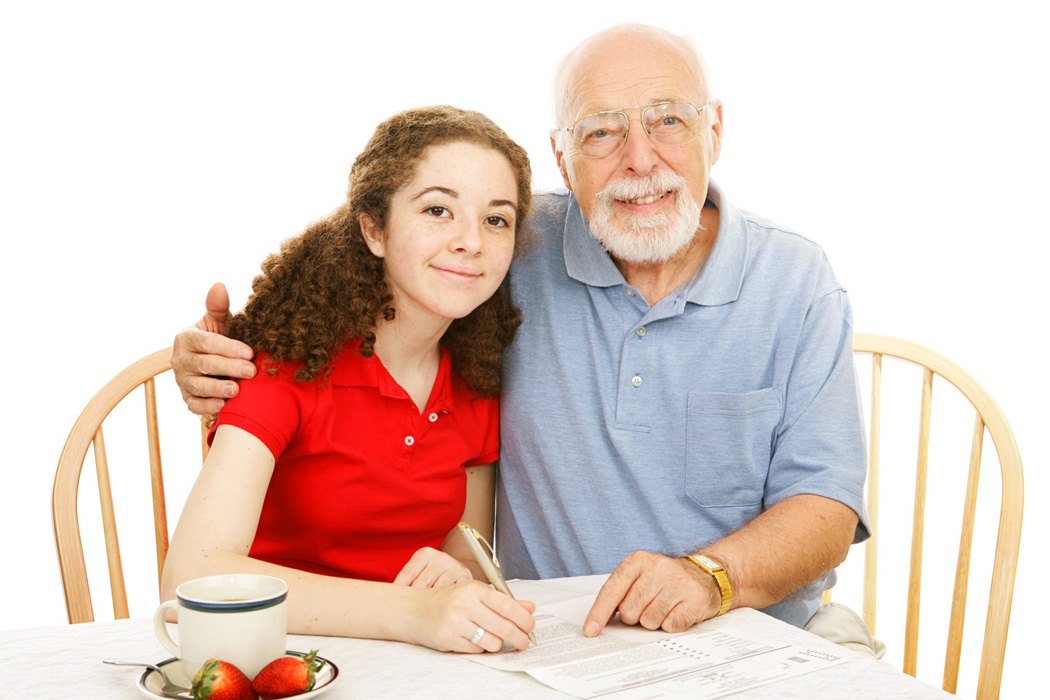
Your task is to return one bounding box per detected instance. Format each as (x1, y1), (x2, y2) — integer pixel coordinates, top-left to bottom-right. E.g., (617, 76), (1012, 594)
(1, 1), (1045, 697)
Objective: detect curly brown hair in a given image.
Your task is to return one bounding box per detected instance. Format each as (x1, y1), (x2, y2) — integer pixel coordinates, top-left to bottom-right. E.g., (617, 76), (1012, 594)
(227, 106), (532, 396)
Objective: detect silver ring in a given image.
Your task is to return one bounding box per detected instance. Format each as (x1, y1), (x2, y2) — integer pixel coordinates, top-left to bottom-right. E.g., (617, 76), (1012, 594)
(470, 626), (486, 645)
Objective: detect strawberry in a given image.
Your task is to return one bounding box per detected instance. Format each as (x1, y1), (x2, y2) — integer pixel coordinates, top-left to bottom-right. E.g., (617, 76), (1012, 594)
(251, 649), (325, 700)
(191, 658), (256, 700)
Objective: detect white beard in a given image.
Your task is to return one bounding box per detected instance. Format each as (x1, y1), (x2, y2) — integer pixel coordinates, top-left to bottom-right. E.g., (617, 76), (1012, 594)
(587, 171), (704, 263)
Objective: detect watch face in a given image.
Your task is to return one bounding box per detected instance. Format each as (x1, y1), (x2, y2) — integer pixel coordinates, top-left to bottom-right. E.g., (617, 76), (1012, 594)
(696, 555), (720, 570)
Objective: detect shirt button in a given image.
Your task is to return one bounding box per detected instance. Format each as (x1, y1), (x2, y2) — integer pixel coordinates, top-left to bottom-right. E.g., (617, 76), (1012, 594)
(428, 412), (438, 422)
(635, 327), (646, 337)
(404, 436), (415, 446)
(626, 288), (636, 297)
(631, 375), (642, 387)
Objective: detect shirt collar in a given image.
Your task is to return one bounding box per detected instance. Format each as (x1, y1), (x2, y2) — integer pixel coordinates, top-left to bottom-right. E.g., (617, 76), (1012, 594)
(562, 180), (748, 307)
(330, 339), (458, 413)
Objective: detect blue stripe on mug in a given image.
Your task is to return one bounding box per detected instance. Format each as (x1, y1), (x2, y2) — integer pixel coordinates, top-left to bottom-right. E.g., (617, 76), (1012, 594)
(177, 591), (287, 613)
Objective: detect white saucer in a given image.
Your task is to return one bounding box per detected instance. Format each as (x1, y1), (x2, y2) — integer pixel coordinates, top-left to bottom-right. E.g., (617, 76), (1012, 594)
(136, 652), (339, 699)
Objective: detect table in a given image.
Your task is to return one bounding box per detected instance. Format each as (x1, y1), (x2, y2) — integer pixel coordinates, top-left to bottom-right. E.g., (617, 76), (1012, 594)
(0, 577), (953, 699)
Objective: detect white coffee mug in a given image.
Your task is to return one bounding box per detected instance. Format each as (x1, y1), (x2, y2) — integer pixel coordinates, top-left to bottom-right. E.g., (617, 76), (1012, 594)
(154, 574), (288, 680)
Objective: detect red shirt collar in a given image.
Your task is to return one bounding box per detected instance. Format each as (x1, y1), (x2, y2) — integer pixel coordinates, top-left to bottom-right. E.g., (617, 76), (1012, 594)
(328, 339), (465, 413)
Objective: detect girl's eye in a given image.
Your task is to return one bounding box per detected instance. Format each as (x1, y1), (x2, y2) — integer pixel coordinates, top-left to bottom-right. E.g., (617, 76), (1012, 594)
(425, 206), (450, 218)
(485, 215), (511, 228)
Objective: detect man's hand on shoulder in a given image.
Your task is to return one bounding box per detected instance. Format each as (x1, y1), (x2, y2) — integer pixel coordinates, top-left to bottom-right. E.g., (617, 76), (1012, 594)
(171, 282), (256, 416)
(583, 551), (722, 637)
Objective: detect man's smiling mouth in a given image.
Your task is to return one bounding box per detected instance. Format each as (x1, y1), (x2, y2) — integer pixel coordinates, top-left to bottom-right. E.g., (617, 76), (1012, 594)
(617, 191), (671, 205)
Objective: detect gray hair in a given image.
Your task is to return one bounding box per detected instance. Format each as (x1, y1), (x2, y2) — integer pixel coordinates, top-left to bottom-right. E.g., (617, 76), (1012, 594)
(552, 24), (714, 134)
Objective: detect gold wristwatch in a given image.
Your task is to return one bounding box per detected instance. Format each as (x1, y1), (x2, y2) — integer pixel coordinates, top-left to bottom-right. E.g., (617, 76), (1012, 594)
(685, 554), (732, 616)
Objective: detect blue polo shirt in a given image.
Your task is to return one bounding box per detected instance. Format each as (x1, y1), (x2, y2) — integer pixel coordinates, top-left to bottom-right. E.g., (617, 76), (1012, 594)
(496, 182), (870, 627)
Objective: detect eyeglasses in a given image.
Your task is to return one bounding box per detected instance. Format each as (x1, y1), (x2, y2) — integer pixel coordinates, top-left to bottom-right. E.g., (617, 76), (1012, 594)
(554, 100), (716, 158)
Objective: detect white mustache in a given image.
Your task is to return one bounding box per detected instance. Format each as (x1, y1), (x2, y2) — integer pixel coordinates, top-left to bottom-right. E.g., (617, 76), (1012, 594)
(587, 168), (703, 263)
(596, 171), (688, 203)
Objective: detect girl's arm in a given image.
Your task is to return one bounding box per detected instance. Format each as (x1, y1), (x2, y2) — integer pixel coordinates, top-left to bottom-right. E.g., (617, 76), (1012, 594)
(162, 428), (533, 651)
(444, 463), (497, 581)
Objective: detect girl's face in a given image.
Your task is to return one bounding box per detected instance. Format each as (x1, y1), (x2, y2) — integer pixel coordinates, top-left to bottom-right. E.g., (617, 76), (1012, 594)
(361, 141), (518, 329)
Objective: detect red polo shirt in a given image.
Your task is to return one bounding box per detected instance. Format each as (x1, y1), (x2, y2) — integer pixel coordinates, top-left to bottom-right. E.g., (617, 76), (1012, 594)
(210, 340), (500, 583)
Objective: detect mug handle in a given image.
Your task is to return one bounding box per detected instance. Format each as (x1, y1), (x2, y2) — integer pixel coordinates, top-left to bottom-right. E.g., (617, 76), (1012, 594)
(153, 600), (181, 658)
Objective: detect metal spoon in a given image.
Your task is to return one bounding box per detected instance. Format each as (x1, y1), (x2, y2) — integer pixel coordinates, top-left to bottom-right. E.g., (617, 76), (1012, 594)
(102, 659), (192, 698)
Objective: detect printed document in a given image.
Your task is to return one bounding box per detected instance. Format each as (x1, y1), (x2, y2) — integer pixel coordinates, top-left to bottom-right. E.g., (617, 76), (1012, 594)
(466, 577), (846, 699)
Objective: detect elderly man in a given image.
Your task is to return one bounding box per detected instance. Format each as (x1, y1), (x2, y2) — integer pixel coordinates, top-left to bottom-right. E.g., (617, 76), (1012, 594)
(172, 24), (870, 642)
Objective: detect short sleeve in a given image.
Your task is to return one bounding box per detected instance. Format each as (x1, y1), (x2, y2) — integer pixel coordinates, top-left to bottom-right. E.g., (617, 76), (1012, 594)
(463, 394), (500, 467)
(209, 357), (309, 460)
(766, 287), (871, 543)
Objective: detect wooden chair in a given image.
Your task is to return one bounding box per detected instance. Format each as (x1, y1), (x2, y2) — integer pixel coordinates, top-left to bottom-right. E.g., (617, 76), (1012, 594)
(848, 333), (1023, 699)
(52, 347), (209, 624)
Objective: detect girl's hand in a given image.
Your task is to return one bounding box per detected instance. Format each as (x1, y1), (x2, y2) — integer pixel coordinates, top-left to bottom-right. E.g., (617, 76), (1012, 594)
(393, 546), (472, 588)
(410, 580), (537, 653)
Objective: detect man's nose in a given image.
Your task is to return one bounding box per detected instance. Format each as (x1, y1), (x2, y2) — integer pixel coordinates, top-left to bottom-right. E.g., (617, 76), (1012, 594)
(618, 117), (660, 176)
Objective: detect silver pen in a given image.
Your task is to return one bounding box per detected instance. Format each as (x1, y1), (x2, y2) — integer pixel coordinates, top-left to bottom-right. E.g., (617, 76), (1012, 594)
(457, 522), (538, 646)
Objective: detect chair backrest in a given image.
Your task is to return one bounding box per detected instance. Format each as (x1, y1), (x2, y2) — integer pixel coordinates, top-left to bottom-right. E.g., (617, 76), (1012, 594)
(52, 347), (209, 624)
(850, 333), (1023, 699)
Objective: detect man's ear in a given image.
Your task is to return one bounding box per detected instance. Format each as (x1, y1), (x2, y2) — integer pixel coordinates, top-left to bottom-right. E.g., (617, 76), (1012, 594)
(359, 213), (385, 257)
(550, 133), (574, 192)
(708, 99), (724, 166)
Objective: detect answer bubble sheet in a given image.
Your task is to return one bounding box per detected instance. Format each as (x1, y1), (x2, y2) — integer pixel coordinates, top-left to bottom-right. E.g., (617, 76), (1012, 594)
(468, 577), (846, 699)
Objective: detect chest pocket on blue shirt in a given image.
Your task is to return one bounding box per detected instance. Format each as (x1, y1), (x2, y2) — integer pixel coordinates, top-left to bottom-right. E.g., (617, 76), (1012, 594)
(685, 388), (782, 507)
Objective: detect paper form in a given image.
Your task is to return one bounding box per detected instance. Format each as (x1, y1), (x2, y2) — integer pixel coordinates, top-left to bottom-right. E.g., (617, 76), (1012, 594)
(464, 577), (847, 699)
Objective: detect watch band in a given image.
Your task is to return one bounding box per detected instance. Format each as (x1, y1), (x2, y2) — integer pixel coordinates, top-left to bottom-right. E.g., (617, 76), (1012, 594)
(685, 554), (732, 616)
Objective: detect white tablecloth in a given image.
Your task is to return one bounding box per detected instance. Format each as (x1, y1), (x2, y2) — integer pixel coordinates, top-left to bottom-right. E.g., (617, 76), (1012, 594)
(1, 610), (953, 698)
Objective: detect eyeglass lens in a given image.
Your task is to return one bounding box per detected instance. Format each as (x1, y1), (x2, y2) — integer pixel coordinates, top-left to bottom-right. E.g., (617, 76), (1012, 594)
(572, 102), (702, 156)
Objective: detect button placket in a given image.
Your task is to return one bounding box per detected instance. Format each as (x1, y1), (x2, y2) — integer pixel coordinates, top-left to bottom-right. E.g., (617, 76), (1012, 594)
(395, 410), (416, 469)
(613, 292), (658, 428)
(403, 408), (448, 460)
